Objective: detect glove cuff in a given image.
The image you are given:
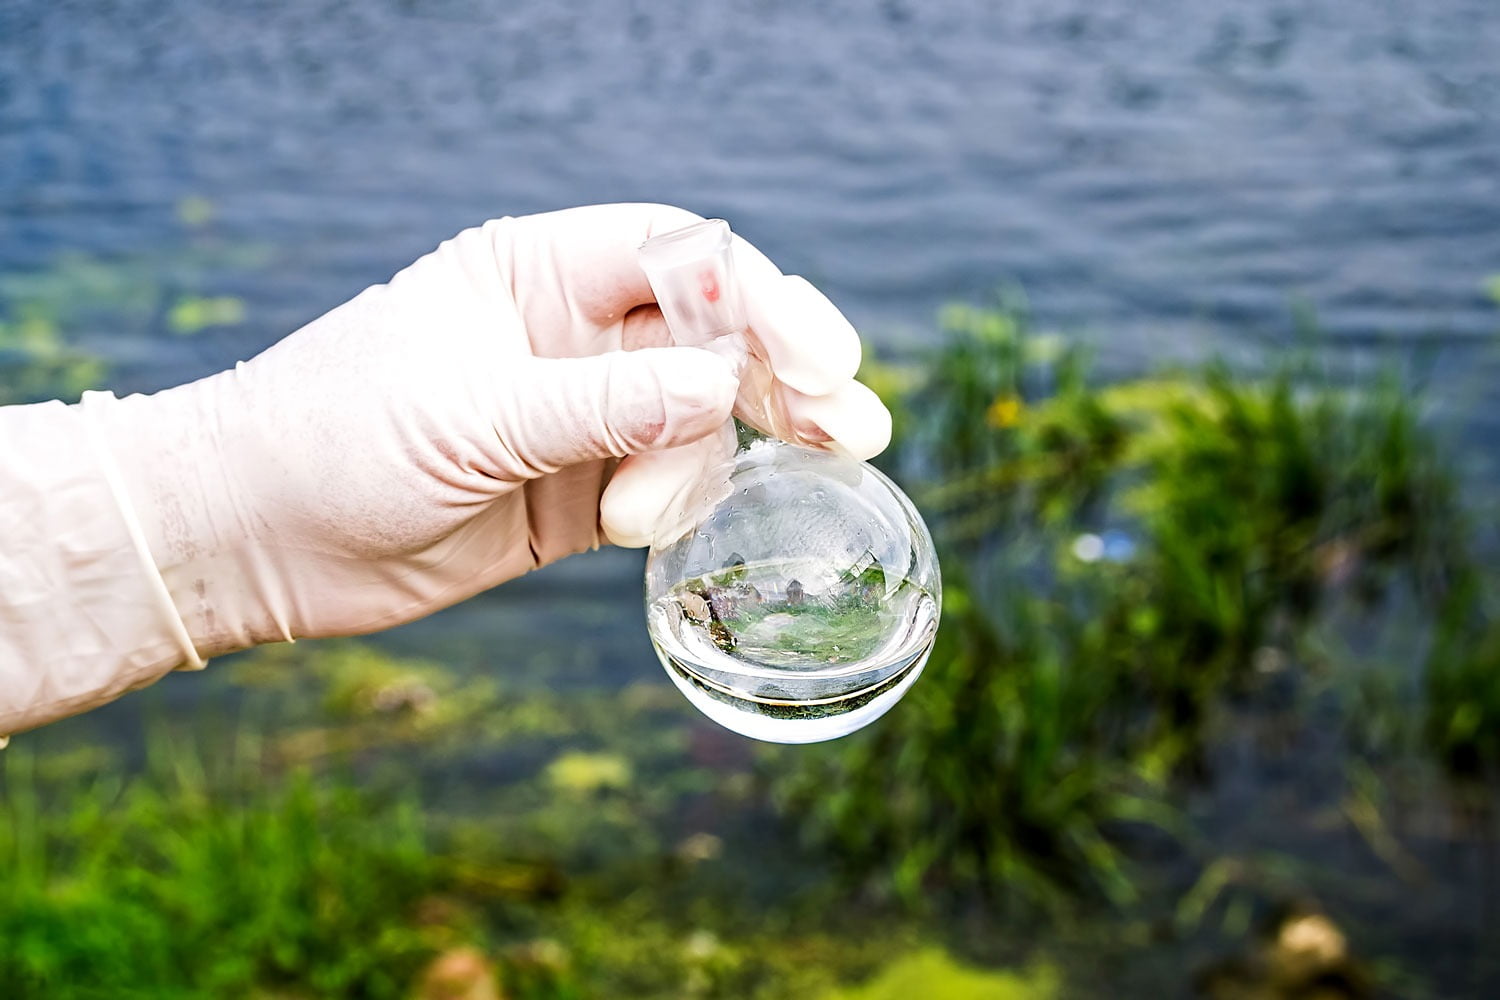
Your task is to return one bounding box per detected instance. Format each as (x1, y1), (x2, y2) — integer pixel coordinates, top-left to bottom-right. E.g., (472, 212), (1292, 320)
(79, 391), (207, 671)
(86, 373), (300, 659)
(0, 399), (200, 737)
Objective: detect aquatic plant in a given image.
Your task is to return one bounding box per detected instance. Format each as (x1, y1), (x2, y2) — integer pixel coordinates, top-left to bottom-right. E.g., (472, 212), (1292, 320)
(0, 301), (106, 406)
(0, 199), (259, 406)
(773, 302), (1478, 912)
(1424, 575), (1500, 780)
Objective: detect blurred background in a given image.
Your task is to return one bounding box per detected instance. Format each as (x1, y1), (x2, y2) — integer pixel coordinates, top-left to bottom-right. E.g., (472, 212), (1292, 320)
(3, 0), (1500, 996)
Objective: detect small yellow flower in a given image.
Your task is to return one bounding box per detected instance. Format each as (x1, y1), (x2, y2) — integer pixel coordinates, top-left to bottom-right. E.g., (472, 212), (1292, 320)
(985, 394), (1023, 428)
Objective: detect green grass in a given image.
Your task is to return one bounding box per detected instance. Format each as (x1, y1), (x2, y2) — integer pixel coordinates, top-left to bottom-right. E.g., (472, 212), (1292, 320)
(0, 643), (959, 998)
(820, 948), (1059, 1000)
(0, 739), (436, 998)
(772, 300), (1486, 917)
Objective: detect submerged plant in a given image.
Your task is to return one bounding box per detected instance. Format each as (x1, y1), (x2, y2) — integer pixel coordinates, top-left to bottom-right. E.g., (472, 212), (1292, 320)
(0, 205), (263, 406)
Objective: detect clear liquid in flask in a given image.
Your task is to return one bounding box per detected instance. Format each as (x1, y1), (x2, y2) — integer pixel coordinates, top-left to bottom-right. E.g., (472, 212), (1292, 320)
(647, 554), (939, 743)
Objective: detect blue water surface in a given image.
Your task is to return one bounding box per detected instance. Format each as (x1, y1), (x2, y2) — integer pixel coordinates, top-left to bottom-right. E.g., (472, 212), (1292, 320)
(2, 0), (1497, 379)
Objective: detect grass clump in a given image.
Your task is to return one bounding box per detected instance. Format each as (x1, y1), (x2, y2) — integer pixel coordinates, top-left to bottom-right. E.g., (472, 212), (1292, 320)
(819, 948), (1060, 1000)
(1424, 577), (1500, 780)
(774, 301), (1479, 913)
(0, 737), (437, 998)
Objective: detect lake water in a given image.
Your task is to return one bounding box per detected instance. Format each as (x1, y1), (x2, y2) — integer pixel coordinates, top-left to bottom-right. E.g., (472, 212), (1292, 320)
(3, 0), (1498, 374)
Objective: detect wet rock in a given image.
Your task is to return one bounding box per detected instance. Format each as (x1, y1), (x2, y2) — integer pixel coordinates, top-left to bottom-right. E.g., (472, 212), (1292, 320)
(413, 947), (502, 1000)
(707, 588), (738, 622)
(1195, 905), (1369, 999)
(679, 590), (711, 623)
(675, 832), (724, 864)
(369, 679), (437, 716)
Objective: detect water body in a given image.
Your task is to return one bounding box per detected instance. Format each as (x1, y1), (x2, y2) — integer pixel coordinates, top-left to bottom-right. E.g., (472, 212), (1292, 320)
(4, 0), (1500, 987)
(2, 0), (1497, 378)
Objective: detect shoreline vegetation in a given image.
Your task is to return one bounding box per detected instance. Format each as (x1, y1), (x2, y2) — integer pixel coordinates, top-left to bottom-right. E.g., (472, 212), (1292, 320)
(3, 241), (1500, 997)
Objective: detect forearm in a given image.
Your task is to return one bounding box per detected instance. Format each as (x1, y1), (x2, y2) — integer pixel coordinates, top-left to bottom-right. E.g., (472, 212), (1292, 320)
(0, 395), (202, 737)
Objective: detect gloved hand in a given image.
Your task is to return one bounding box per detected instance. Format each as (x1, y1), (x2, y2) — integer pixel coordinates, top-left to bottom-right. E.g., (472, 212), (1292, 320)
(81, 203), (891, 666)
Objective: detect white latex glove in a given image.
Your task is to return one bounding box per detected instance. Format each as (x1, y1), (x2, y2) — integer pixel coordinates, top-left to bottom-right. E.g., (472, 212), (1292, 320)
(0, 203), (890, 736)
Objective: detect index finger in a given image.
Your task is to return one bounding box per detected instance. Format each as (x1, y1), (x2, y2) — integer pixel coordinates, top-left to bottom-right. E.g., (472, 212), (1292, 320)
(505, 202), (709, 330)
(508, 205), (863, 397)
(734, 239), (862, 396)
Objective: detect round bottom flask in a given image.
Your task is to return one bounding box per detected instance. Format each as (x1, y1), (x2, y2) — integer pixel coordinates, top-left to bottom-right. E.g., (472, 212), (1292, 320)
(645, 440), (941, 743)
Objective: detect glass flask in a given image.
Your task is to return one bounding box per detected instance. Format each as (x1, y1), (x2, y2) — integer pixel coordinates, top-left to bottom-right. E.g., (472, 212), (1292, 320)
(639, 220), (941, 744)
